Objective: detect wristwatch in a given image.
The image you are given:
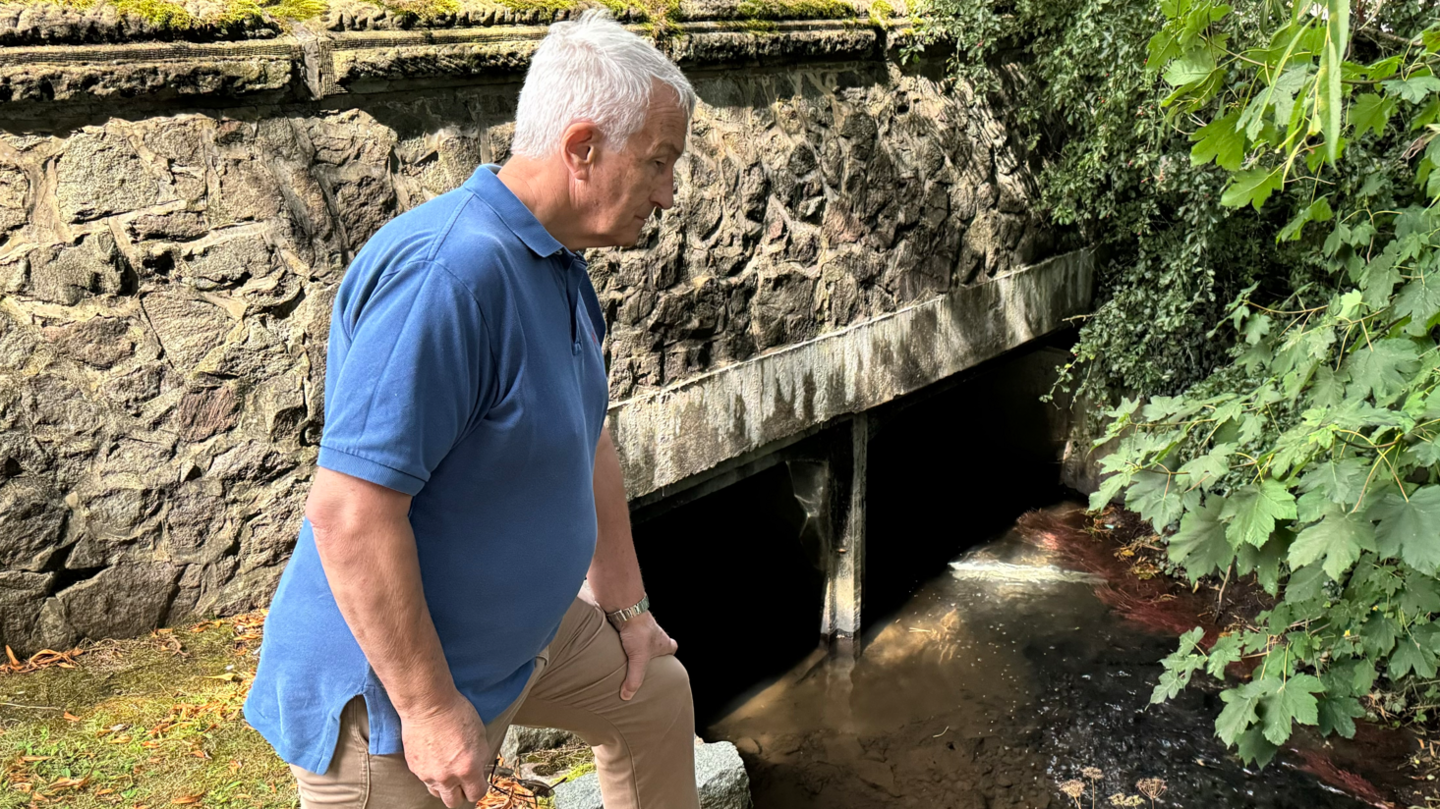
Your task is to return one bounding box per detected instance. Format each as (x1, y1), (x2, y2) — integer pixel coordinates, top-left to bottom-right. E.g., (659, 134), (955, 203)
(606, 594), (650, 625)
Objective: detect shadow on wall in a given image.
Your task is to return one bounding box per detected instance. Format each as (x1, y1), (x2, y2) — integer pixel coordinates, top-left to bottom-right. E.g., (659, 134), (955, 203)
(628, 332), (1076, 724)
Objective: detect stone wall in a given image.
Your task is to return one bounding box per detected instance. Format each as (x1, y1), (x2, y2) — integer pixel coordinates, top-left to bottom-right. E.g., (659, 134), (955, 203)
(0, 2), (1071, 653)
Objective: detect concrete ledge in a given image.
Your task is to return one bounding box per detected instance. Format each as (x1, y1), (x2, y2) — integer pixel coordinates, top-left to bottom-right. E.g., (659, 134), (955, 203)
(0, 4), (910, 106)
(609, 249), (1094, 499)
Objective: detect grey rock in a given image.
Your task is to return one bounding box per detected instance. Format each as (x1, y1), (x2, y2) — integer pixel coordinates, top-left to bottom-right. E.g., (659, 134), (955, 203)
(140, 291), (233, 370)
(0, 476), (68, 572)
(499, 725), (584, 766)
(0, 160), (28, 236)
(554, 741), (750, 809)
(57, 563), (181, 642)
(24, 234), (124, 304)
(41, 317), (135, 369)
(55, 130), (163, 223)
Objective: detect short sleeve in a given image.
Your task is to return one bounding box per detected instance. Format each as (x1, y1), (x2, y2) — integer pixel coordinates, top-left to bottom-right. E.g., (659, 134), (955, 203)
(318, 261), (491, 496)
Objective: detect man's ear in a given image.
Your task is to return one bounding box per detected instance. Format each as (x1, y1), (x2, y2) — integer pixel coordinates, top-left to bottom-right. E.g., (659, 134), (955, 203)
(560, 121), (602, 181)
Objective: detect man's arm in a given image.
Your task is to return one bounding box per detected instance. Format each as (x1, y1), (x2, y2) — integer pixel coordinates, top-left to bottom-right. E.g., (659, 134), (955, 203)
(307, 467), (489, 808)
(588, 423), (679, 701)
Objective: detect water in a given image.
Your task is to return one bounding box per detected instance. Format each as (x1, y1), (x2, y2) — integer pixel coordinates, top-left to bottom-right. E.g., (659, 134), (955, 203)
(705, 507), (1382, 809)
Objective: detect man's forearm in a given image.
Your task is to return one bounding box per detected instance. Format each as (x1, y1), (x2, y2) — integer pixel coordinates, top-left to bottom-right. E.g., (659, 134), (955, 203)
(588, 424), (645, 612)
(309, 470), (459, 718)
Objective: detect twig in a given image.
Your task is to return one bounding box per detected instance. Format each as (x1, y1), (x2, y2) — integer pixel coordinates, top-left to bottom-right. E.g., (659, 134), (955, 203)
(0, 702), (64, 711)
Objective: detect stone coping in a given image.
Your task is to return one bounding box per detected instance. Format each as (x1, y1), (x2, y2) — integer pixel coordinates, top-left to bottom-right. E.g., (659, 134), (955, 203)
(0, 2), (916, 106)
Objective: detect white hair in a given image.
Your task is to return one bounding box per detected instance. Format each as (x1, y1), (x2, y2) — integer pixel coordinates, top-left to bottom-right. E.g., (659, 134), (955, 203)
(511, 9), (696, 158)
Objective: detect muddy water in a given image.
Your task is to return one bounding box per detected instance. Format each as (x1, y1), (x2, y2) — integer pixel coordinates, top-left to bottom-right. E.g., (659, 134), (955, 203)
(705, 506), (1373, 809)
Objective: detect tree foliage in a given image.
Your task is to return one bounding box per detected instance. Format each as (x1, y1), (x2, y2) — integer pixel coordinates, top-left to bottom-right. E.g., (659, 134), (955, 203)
(918, 0), (1440, 766)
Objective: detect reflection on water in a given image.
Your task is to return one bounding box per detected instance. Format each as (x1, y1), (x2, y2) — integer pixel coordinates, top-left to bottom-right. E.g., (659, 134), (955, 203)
(706, 506), (1375, 809)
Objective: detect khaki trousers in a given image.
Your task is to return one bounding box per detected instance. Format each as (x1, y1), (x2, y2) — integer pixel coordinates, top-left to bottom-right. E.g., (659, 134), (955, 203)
(290, 598), (700, 809)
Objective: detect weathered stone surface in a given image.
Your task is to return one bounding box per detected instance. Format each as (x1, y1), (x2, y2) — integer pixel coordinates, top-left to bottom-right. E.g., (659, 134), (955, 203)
(41, 317), (135, 369)
(0, 476), (69, 571)
(0, 570), (55, 652)
(23, 234), (126, 304)
(554, 740), (751, 809)
(55, 131), (163, 223)
(141, 291), (234, 370)
(57, 563), (181, 641)
(499, 725), (584, 767)
(0, 159), (28, 238)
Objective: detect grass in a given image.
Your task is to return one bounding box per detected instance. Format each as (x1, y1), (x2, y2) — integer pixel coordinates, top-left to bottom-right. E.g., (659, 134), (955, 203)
(0, 615), (596, 809)
(0, 614), (295, 809)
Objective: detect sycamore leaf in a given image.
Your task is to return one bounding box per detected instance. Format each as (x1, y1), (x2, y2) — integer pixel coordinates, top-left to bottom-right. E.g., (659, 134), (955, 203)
(1238, 533), (1287, 595)
(1259, 672), (1323, 744)
(1126, 470), (1189, 529)
(1164, 46), (1217, 87)
(1399, 572), (1440, 614)
(1169, 497), (1233, 577)
(1089, 472), (1128, 512)
(1344, 338), (1420, 402)
(1310, 366), (1348, 408)
(1349, 93), (1396, 139)
(1297, 457), (1369, 507)
(1316, 694), (1364, 738)
(1370, 485), (1440, 574)
(1191, 111), (1245, 171)
(1223, 479), (1297, 548)
(1390, 637), (1438, 679)
(1409, 438), (1440, 467)
(1289, 504), (1376, 580)
(1216, 678), (1272, 745)
(1177, 443), (1235, 491)
(1286, 562), (1329, 602)
(1206, 633), (1245, 677)
(1278, 197), (1335, 241)
(1222, 168), (1284, 210)
(1383, 75), (1440, 104)
(1394, 275), (1440, 336)
(1236, 726), (1280, 768)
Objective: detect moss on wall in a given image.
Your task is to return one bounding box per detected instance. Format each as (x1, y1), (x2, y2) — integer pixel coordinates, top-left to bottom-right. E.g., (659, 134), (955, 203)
(733, 0), (852, 21)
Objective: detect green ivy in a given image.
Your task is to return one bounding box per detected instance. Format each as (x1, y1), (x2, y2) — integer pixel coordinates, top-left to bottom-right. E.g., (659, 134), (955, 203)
(919, 0), (1440, 768)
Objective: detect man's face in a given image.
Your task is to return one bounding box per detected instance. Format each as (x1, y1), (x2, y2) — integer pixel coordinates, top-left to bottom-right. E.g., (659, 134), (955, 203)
(579, 91), (689, 247)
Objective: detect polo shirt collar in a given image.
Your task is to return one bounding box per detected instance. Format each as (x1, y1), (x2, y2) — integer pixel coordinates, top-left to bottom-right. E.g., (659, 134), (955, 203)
(465, 164), (566, 258)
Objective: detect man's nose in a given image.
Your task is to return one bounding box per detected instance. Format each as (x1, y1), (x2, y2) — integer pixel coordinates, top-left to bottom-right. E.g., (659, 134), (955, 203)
(653, 177), (675, 211)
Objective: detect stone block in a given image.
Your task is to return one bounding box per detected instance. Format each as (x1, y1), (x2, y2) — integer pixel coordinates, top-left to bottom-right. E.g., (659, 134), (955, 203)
(499, 725), (584, 766)
(0, 476), (68, 571)
(24, 233), (125, 304)
(553, 740), (751, 809)
(140, 291), (233, 371)
(55, 130), (163, 223)
(0, 160), (28, 236)
(41, 316), (135, 369)
(56, 562), (181, 642)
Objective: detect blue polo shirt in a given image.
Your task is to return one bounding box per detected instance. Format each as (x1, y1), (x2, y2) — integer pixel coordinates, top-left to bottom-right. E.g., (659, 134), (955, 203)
(243, 165), (609, 775)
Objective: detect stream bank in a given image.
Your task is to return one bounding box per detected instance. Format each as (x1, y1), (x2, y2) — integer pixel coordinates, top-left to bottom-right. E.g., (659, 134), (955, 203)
(702, 504), (1403, 809)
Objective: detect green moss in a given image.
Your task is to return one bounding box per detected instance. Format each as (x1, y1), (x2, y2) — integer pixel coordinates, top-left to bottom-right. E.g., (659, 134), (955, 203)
(867, 0), (891, 20)
(105, 0), (194, 26)
(0, 618), (294, 809)
(734, 0), (853, 21)
(0, 0), (329, 29)
(367, 0), (460, 21)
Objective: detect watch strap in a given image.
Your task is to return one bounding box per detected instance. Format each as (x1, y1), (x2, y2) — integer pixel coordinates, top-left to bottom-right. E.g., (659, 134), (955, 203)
(606, 594), (650, 624)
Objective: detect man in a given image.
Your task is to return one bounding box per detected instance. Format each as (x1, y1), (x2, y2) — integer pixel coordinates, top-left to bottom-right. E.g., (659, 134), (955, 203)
(243, 12), (700, 809)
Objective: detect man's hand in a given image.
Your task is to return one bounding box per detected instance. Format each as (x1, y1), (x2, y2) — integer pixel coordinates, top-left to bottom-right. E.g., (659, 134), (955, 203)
(615, 612), (679, 701)
(400, 690), (492, 808)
